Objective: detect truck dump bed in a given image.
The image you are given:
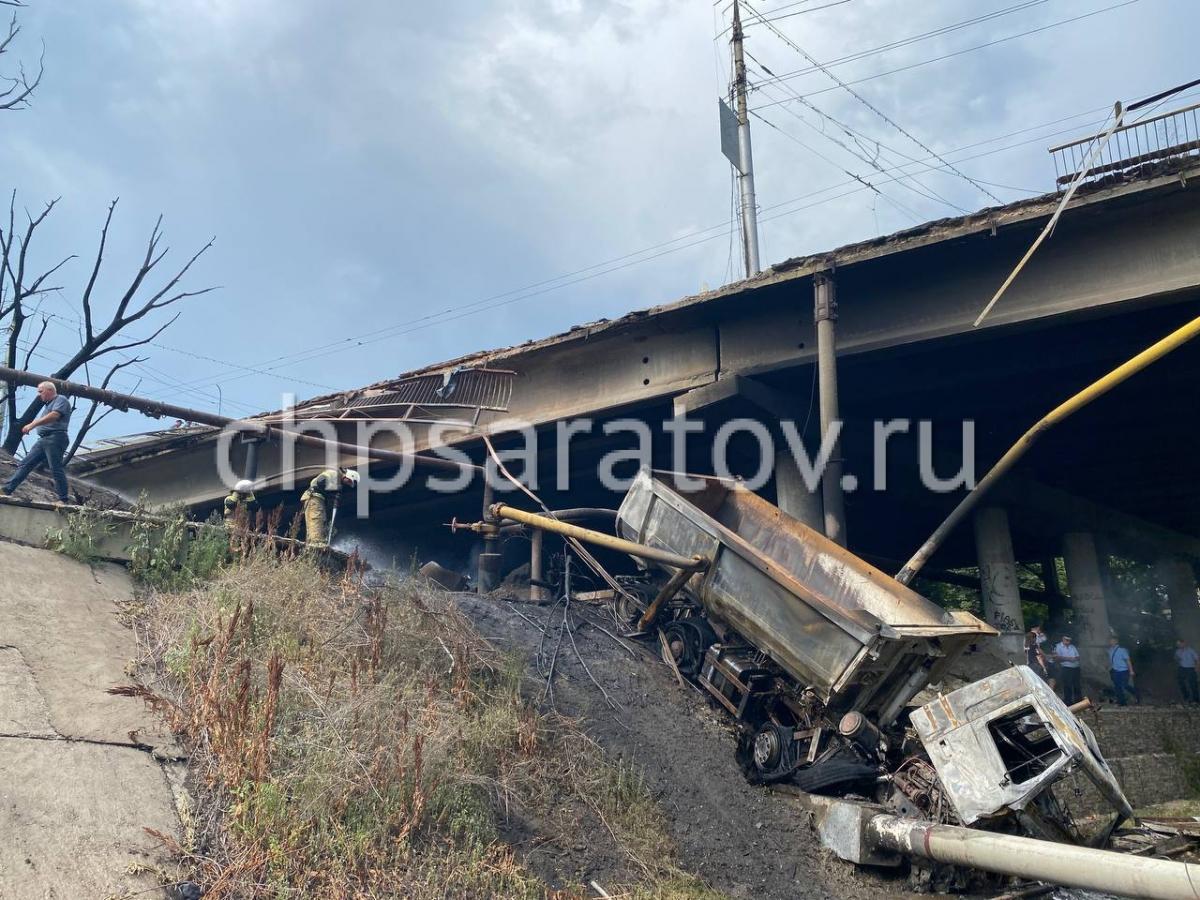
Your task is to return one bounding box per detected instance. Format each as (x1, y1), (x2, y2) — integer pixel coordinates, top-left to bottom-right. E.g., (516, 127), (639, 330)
(617, 470), (996, 719)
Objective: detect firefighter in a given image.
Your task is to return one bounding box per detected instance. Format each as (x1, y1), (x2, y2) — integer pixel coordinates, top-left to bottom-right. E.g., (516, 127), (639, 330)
(223, 479), (259, 524)
(301, 466), (359, 547)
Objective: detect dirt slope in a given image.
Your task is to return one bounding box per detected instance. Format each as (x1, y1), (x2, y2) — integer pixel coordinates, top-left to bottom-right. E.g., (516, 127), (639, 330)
(454, 592), (916, 900)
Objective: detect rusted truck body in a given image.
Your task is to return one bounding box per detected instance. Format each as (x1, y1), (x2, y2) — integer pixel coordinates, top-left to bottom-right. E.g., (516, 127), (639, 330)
(616, 470), (994, 720)
(613, 470), (1131, 833)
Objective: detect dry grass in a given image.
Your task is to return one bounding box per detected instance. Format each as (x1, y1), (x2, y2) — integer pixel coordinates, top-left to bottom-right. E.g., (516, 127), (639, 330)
(123, 550), (725, 899)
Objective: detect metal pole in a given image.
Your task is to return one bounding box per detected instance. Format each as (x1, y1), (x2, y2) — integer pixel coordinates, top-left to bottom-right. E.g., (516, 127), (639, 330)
(814, 273), (847, 546)
(477, 468), (500, 593)
(0, 364), (474, 475)
(638, 564), (698, 631)
(489, 504), (709, 573)
(895, 311), (1200, 584)
(731, 0), (761, 277)
(867, 814), (1200, 900)
(529, 529), (547, 603)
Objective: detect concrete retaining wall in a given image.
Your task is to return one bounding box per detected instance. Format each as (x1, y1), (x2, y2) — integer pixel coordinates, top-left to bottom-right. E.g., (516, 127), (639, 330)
(0, 497), (139, 561)
(1059, 706), (1200, 815)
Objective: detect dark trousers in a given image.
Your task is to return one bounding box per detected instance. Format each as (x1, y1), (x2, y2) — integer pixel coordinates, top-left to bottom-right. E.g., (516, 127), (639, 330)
(1179, 667), (1200, 704)
(1061, 666), (1082, 705)
(1110, 669), (1130, 706)
(4, 432), (69, 501)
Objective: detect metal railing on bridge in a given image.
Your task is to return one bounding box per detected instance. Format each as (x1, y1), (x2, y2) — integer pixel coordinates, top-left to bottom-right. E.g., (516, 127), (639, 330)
(1049, 102), (1200, 188)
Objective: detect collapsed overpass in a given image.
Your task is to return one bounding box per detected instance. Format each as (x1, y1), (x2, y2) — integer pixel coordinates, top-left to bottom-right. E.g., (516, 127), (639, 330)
(70, 161), (1200, 660)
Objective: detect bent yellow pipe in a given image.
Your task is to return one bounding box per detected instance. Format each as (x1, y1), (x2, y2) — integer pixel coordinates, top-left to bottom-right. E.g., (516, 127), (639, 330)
(896, 312), (1200, 585)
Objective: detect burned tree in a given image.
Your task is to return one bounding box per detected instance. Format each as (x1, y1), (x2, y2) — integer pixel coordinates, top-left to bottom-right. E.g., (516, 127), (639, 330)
(0, 1), (42, 113)
(0, 194), (215, 455)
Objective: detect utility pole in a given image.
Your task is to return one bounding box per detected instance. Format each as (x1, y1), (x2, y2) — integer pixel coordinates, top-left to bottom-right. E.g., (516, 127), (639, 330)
(731, 0), (761, 276)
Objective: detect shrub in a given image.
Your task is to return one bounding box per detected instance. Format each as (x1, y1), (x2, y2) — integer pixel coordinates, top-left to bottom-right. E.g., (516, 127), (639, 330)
(45, 503), (115, 564)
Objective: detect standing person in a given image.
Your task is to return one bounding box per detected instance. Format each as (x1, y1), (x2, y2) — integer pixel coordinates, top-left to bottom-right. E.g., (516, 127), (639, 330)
(301, 466), (359, 547)
(1108, 636), (1135, 707)
(1175, 639), (1200, 704)
(0, 381), (72, 504)
(1054, 634), (1083, 705)
(223, 480), (259, 523)
(1032, 623), (1056, 688)
(1025, 630), (1050, 681)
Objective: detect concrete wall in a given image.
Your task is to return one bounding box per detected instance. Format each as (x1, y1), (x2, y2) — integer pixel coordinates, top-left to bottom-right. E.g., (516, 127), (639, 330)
(1057, 706), (1200, 816)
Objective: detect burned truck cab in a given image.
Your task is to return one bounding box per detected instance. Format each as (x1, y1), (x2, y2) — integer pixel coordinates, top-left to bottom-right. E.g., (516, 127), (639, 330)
(911, 665), (1133, 838)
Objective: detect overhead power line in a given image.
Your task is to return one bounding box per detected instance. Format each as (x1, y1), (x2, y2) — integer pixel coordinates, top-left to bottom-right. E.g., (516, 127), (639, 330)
(740, 0), (1004, 204)
(749, 0), (1143, 111)
(745, 51), (970, 214)
(749, 0), (1054, 91)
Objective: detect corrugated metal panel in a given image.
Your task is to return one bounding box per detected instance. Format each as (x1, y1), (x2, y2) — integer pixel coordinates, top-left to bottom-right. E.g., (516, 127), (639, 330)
(343, 368), (514, 412)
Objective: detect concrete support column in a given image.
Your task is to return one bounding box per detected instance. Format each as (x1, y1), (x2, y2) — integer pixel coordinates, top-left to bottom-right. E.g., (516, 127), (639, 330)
(242, 436), (262, 483)
(1154, 555), (1200, 648)
(973, 507), (1025, 655)
(775, 448), (823, 531)
(814, 273), (847, 547)
(1062, 532), (1113, 675)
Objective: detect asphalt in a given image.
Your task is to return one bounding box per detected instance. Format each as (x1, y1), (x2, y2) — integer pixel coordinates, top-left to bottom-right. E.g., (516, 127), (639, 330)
(0, 539), (182, 899)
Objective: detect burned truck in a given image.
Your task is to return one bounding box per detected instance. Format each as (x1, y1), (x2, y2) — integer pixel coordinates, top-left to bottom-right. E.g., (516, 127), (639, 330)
(472, 469), (1133, 844)
(607, 471), (1130, 839)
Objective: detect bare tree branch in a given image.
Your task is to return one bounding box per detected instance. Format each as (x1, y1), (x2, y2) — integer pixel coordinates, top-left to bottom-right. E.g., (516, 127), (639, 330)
(1, 195), (217, 453)
(90, 310), (181, 359)
(0, 14), (42, 112)
(80, 198), (117, 343)
(64, 358), (145, 464)
(19, 313), (46, 369)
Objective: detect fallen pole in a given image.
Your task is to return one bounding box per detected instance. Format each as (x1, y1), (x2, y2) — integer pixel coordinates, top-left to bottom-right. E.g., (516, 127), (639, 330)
(488, 503), (709, 573)
(0, 365), (476, 475)
(895, 312), (1200, 584)
(867, 814), (1200, 900)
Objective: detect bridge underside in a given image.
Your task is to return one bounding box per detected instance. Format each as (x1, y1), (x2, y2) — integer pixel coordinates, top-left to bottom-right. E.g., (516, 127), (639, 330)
(74, 169), (1200, 588)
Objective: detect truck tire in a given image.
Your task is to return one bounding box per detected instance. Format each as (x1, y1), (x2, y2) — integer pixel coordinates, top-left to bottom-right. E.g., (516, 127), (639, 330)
(792, 757), (878, 794)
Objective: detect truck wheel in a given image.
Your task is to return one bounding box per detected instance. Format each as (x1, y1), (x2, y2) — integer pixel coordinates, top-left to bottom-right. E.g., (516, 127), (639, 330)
(662, 619), (716, 678)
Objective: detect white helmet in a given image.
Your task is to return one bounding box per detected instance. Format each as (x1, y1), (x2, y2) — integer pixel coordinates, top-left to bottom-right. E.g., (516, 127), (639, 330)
(342, 469), (360, 486)
(234, 479), (255, 494)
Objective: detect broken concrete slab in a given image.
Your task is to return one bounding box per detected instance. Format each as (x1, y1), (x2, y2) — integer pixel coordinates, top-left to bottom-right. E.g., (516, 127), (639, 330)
(0, 737), (177, 899)
(0, 541), (178, 754)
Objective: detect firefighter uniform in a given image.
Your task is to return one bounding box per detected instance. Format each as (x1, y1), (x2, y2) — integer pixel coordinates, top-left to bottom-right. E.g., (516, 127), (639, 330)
(223, 489), (258, 523)
(301, 469), (343, 547)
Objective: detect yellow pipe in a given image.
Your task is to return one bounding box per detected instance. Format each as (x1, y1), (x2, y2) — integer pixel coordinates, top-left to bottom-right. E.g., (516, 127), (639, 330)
(896, 312), (1200, 585)
(490, 503), (708, 573)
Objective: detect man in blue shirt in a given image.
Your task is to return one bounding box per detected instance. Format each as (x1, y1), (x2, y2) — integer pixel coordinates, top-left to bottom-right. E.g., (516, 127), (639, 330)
(1108, 636), (1135, 706)
(1176, 639), (1200, 704)
(0, 381), (72, 503)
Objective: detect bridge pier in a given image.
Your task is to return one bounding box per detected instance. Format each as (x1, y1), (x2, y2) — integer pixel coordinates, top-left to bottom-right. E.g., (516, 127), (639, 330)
(1062, 531), (1114, 675)
(973, 507), (1025, 654)
(1154, 555), (1200, 648)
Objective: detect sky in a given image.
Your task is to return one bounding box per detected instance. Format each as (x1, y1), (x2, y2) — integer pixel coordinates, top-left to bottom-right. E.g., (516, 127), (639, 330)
(0, 0), (1193, 443)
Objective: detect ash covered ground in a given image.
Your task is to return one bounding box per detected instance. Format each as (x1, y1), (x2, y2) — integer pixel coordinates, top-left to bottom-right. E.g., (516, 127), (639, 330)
(452, 589), (917, 900)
